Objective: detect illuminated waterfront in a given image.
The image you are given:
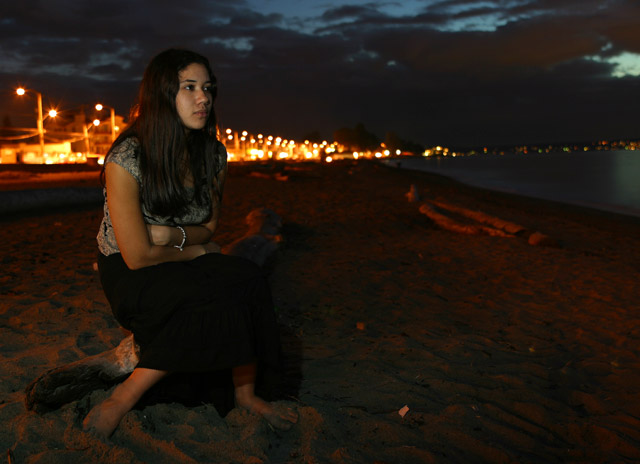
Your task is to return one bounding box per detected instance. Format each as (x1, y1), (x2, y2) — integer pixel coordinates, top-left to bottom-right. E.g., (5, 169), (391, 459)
(386, 150), (640, 218)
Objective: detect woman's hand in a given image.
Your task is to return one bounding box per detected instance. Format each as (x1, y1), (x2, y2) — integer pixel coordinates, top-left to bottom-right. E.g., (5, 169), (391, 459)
(146, 224), (174, 246)
(202, 241), (221, 254)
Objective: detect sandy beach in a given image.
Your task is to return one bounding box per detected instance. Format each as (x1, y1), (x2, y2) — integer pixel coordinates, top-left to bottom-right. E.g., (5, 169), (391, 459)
(1, 160), (639, 463)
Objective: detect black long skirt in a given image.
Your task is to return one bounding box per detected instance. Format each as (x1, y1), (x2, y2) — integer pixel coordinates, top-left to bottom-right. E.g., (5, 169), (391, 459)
(97, 251), (283, 415)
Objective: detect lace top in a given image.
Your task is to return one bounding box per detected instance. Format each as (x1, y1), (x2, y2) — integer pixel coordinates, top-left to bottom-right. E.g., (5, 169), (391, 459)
(97, 137), (226, 256)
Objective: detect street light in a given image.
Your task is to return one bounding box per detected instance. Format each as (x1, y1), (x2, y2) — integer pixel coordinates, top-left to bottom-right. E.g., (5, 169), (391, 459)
(16, 87), (45, 158)
(83, 119), (101, 155)
(95, 103), (116, 143)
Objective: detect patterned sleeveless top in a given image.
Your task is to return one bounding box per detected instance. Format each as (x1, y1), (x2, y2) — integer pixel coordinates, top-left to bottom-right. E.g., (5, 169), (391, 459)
(97, 137), (227, 256)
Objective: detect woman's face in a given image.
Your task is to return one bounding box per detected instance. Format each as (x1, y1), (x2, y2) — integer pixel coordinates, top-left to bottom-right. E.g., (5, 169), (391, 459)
(176, 63), (213, 131)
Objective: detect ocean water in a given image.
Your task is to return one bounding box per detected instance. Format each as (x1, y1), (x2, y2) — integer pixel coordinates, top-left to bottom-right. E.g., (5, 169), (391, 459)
(383, 150), (640, 218)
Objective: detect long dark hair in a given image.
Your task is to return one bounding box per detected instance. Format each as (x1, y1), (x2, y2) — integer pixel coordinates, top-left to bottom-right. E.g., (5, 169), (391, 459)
(103, 48), (224, 218)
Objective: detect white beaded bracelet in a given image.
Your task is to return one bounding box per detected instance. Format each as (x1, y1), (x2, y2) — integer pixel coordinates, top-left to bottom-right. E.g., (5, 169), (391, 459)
(174, 225), (186, 251)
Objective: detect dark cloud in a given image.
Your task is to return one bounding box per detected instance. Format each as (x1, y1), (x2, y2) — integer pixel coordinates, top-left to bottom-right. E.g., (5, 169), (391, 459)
(0, 0), (639, 148)
(321, 4), (386, 22)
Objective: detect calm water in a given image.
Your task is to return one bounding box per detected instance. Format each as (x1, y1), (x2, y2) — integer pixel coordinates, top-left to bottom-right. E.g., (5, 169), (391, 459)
(384, 150), (640, 218)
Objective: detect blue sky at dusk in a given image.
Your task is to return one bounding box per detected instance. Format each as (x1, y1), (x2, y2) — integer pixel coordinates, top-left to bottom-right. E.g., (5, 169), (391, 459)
(1, 0), (639, 147)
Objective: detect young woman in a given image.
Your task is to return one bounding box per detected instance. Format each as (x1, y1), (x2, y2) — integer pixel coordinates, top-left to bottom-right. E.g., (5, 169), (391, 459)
(83, 48), (297, 438)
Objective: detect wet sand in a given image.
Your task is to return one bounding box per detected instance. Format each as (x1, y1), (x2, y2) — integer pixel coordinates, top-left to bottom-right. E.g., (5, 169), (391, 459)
(1, 160), (639, 463)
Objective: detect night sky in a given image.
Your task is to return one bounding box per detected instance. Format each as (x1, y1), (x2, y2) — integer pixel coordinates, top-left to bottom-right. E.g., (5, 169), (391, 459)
(1, 0), (639, 148)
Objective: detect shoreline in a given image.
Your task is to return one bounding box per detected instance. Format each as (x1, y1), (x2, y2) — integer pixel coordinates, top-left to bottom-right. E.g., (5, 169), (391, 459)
(1, 160), (639, 462)
(384, 153), (640, 220)
(2, 159), (640, 224)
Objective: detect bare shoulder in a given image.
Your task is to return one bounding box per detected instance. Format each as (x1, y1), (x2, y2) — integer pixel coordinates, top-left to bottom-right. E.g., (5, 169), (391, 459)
(105, 162), (139, 195)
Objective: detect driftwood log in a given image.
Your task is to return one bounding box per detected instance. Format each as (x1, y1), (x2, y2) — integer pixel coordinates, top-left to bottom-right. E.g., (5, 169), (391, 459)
(221, 207), (283, 263)
(405, 184), (421, 203)
(428, 199), (527, 235)
(24, 207), (283, 412)
(417, 196), (557, 246)
(419, 201), (515, 237)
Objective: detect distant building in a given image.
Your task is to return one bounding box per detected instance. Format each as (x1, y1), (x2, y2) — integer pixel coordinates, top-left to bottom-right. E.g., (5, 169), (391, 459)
(50, 110), (126, 155)
(0, 141), (76, 164)
(0, 107), (126, 164)
(91, 114), (126, 155)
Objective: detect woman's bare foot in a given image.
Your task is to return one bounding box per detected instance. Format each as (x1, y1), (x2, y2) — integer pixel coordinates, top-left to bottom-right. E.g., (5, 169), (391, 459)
(236, 392), (298, 430)
(262, 402), (299, 430)
(82, 395), (130, 440)
(82, 367), (167, 439)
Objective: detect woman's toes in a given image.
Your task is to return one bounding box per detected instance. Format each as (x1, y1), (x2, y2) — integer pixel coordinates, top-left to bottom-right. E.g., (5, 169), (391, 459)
(262, 404), (298, 430)
(82, 399), (124, 439)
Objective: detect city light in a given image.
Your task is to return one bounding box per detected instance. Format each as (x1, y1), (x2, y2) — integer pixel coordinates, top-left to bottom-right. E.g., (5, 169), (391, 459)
(7, 88), (437, 165)
(15, 86), (46, 157)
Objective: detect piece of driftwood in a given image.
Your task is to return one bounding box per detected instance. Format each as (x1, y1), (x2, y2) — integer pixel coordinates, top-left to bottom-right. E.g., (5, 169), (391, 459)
(248, 171), (289, 181)
(405, 184), (420, 203)
(24, 207), (283, 412)
(419, 199), (557, 246)
(527, 231), (558, 247)
(419, 202), (513, 237)
(24, 334), (139, 412)
(222, 207), (283, 265)
(429, 199), (527, 235)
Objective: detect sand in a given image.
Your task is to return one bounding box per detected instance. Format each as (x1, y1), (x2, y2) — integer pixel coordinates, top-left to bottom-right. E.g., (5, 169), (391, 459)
(1, 160), (639, 463)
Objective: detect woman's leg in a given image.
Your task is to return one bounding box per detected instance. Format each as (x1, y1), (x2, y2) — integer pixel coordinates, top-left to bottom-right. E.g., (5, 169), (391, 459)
(83, 367), (167, 439)
(233, 363), (298, 430)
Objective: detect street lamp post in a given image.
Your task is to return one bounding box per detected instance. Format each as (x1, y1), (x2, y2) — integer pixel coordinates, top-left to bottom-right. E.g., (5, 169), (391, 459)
(83, 119), (101, 155)
(16, 87), (45, 158)
(35, 92), (45, 158)
(95, 103), (116, 143)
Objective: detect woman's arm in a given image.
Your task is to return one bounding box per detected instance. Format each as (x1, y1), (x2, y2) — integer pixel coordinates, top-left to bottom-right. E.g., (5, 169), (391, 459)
(211, 160), (227, 231)
(145, 162), (228, 247)
(106, 162), (207, 270)
(146, 223), (213, 247)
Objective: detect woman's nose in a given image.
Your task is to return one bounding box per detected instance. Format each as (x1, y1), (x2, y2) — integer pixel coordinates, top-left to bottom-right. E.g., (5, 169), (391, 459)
(196, 89), (209, 104)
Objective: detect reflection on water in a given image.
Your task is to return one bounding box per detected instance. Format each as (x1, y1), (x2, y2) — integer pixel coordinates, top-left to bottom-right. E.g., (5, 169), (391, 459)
(385, 150), (640, 218)
(613, 152), (640, 211)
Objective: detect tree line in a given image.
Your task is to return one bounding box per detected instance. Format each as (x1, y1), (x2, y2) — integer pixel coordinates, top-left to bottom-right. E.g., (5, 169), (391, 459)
(305, 123), (424, 154)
